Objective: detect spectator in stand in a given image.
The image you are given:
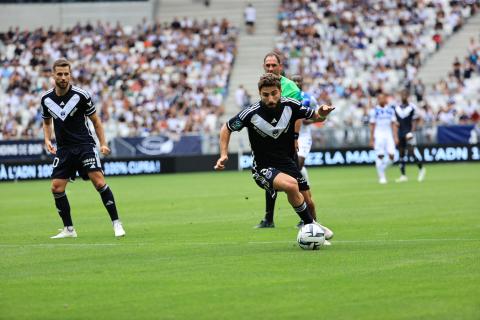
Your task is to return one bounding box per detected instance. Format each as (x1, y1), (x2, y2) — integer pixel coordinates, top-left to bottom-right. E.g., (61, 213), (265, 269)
(244, 3), (256, 35)
(0, 19), (239, 140)
(275, 0), (477, 128)
(235, 84), (246, 109)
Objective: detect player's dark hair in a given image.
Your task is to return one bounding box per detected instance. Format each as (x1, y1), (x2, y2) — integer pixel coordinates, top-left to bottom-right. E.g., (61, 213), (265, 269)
(52, 58), (71, 72)
(258, 73), (281, 91)
(263, 51), (282, 64)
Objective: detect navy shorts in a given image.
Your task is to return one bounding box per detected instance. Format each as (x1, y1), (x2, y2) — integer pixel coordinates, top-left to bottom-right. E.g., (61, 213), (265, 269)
(252, 161), (309, 196)
(398, 135), (417, 149)
(51, 145), (103, 180)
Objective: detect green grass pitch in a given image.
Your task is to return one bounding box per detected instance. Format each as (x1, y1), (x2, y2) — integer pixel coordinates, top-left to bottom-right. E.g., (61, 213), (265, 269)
(0, 163), (479, 319)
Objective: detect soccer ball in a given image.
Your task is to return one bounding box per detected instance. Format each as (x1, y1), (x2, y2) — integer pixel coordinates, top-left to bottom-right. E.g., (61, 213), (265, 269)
(297, 223), (325, 250)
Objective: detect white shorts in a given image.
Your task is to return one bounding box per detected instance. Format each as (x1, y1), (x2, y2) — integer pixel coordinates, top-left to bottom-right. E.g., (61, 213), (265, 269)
(374, 134), (396, 157)
(297, 136), (312, 159)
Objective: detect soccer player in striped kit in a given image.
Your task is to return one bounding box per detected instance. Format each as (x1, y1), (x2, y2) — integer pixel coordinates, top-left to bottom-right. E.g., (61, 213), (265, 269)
(41, 58), (125, 238)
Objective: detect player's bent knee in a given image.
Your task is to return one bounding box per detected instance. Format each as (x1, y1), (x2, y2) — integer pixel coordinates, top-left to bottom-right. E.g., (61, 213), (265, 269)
(51, 181), (66, 193)
(273, 174), (296, 192)
(89, 171), (106, 189)
(285, 181), (299, 195)
(51, 186), (63, 193)
(92, 179), (105, 189)
(278, 180), (298, 194)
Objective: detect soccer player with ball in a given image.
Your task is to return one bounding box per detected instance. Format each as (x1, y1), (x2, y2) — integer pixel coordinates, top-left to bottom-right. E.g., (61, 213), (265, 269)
(214, 73), (334, 248)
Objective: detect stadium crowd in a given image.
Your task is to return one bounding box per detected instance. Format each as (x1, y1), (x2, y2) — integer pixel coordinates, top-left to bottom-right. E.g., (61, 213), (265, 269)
(0, 18), (238, 140)
(1, 0), (479, 146)
(276, 0), (480, 143)
(424, 36), (480, 126)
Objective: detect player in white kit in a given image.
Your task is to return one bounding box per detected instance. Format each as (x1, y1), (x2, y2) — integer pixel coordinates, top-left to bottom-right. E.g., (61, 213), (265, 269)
(369, 94), (398, 184)
(291, 75), (316, 185)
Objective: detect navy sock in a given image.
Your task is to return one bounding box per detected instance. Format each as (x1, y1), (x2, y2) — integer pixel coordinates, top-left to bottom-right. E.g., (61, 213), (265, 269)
(294, 202), (313, 224)
(400, 159), (406, 175)
(97, 184), (119, 221)
(264, 190), (277, 222)
(414, 155), (423, 169)
(53, 192), (73, 227)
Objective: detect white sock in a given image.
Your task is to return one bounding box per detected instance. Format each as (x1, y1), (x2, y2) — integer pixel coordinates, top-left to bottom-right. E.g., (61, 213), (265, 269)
(382, 157), (394, 178)
(375, 158), (385, 179)
(382, 158), (391, 171)
(300, 166), (310, 185)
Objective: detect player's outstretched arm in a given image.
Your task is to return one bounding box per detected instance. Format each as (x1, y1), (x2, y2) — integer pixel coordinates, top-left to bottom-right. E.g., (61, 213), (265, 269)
(214, 124), (231, 171)
(311, 104), (335, 122)
(89, 113), (110, 155)
(42, 118), (57, 155)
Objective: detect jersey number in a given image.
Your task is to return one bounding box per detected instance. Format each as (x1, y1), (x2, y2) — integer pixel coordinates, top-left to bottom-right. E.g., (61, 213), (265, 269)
(52, 157), (60, 168)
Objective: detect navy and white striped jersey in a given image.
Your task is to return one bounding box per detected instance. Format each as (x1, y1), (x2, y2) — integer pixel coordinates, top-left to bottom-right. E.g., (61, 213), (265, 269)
(41, 85), (96, 148)
(393, 102), (418, 137)
(227, 97), (315, 167)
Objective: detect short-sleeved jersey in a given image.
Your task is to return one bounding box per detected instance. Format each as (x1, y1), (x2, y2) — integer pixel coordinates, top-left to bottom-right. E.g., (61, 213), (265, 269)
(280, 76), (301, 100)
(369, 105), (396, 137)
(227, 97), (315, 167)
(299, 91), (317, 138)
(41, 85), (96, 148)
(393, 102), (418, 137)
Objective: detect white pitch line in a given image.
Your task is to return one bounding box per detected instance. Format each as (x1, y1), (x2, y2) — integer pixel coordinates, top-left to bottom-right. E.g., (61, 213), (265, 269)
(335, 238), (480, 243)
(248, 238), (480, 244)
(0, 243), (127, 248)
(0, 238), (479, 248)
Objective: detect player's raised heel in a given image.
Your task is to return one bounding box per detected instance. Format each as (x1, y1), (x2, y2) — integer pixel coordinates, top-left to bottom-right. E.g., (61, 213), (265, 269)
(315, 223), (334, 240)
(113, 220), (126, 237)
(254, 219), (275, 228)
(395, 175), (408, 183)
(418, 168), (426, 182)
(51, 227), (77, 239)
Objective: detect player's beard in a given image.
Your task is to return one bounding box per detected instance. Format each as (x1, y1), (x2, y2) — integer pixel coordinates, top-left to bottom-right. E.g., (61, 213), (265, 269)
(265, 101), (280, 112)
(56, 80), (69, 89)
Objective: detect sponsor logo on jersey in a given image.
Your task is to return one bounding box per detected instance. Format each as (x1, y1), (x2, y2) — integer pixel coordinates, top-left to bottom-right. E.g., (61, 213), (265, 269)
(82, 157), (97, 168)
